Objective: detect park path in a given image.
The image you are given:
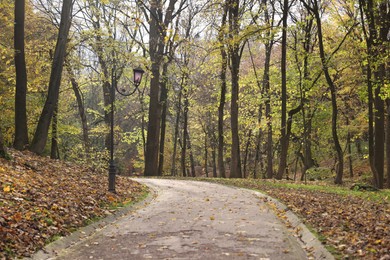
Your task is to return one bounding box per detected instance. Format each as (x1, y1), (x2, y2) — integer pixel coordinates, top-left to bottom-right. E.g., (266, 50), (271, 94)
(34, 179), (332, 259)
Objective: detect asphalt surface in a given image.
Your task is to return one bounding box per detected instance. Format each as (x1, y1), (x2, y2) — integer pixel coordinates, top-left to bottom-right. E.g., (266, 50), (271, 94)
(31, 178), (334, 260)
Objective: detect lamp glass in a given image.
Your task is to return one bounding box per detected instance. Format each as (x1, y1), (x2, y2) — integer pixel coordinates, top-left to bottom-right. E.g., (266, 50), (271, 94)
(133, 68), (144, 86)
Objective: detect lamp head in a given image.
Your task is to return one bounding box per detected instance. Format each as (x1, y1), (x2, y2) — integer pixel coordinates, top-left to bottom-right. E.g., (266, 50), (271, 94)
(133, 67), (144, 86)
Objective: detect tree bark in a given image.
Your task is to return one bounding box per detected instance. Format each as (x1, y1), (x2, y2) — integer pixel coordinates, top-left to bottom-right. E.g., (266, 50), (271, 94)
(144, 1), (163, 176)
(158, 63), (169, 176)
(387, 99), (390, 188)
(50, 102), (59, 159)
(346, 117), (353, 178)
(359, 0), (377, 186)
(171, 84), (182, 176)
(276, 0), (289, 180)
(29, 0), (73, 154)
(0, 129), (9, 159)
(312, 1), (344, 184)
(67, 65), (90, 157)
(228, 0), (242, 178)
(187, 129), (196, 177)
(262, 0), (274, 179)
(359, 0), (389, 188)
(181, 86), (189, 177)
(243, 130), (252, 178)
(217, 2), (228, 178)
(13, 0), (29, 150)
(144, 0), (177, 176)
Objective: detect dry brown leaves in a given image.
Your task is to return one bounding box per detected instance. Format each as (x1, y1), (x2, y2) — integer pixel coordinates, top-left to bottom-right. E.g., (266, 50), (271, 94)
(271, 188), (389, 259)
(0, 149), (146, 259)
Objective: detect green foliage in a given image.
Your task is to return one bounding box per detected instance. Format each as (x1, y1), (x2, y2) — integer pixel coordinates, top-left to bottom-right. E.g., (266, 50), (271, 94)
(306, 167), (334, 181)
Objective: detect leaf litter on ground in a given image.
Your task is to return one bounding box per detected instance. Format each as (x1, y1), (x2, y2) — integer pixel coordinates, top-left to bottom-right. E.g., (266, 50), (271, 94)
(0, 149), (146, 258)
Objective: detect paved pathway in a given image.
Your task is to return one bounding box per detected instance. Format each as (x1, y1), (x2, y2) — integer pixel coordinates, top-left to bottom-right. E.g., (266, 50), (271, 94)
(33, 179), (333, 259)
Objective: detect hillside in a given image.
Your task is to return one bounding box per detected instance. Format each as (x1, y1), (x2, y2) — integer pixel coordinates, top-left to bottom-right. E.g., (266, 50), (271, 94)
(0, 149), (146, 258)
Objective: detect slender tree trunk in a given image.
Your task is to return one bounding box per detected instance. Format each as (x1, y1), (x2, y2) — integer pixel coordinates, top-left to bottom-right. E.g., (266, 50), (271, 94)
(0, 128), (9, 159)
(359, 0), (377, 186)
(204, 131), (208, 177)
(181, 87), (189, 177)
(211, 133), (217, 178)
(243, 130), (252, 178)
(217, 3), (228, 178)
(228, 0), (242, 178)
(187, 129), (196, 177)
(300, 16), (315, 174)
(262, 0), (274, 179)
(67, 66), (90, 157)
(50, 102), (59, 159)
(30, 0), (73, 154)
(346, 117), (353, 178)
(276, 0), (289, 180)
(312, 2), (344, 184)
(158, 63), (169, 176)
(14, 0), (29, 150)
(374, 65), (385, 188)
(253, 110), (262, 179)
(138, 85), (147, 157)
(248, 42), (263, 179)
(171, 84), (182, 176)
(386, 99), (390, 188)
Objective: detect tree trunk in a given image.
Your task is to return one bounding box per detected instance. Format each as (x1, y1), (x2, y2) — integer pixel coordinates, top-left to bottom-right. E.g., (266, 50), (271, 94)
(204, 131), (209, 177)
(29, 0), (73, 155)
(312, 1), (344, 184)
(187, 129), (196, 177)
(359, 0), (377, 186)
(144, 1), (163, 176)
(243, 130), (252, 178)
(217, 2), (228, 178)
(262, 0), (274, 179)
(171, 84), (182, 176)
(181, 87), (189, 177)
(158, 63), (169, 176)
(50, 102), (59, 159)
(211, 133), (217, 178)
(13, 0), (29, 150)
(386, 99), (390, 188)
(276, 0), (289, 180)
(374, 67), (385, 188)
(67, 65), (90, 157)
(138, 85), (147, 157)
(0, 128), (9, 159)
(346, 117), (353, 178)
(228, 0), (242, 179)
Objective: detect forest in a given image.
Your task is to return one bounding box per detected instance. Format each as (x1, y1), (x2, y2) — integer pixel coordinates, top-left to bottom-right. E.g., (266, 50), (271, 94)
(0, 0), (389, 188)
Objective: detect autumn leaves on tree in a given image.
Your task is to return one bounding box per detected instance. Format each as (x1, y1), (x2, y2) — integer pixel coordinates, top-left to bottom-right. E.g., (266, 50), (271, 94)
(1, 0), (389, 188)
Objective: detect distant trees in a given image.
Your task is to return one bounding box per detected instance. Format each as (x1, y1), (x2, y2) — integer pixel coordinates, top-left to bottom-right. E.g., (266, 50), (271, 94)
(2, 0), (390, 188)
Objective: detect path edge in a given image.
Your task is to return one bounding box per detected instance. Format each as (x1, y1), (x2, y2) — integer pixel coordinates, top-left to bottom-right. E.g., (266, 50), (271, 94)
(243, 188), (334, 260)
(28, 186), (157, 260)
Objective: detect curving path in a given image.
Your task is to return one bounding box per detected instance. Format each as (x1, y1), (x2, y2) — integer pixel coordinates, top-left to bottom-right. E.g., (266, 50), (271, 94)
(33, 179), (333, 260)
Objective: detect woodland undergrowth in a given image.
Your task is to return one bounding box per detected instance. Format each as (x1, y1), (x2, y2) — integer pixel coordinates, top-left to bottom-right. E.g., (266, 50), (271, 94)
(0, 149), (146, 258)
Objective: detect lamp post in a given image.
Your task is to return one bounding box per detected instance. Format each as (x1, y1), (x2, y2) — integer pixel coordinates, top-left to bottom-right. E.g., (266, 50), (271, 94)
(108, 67), (145, 193)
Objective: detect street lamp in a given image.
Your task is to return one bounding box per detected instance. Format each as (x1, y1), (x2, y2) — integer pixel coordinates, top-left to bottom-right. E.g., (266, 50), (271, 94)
(108, 67), (145, 193)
